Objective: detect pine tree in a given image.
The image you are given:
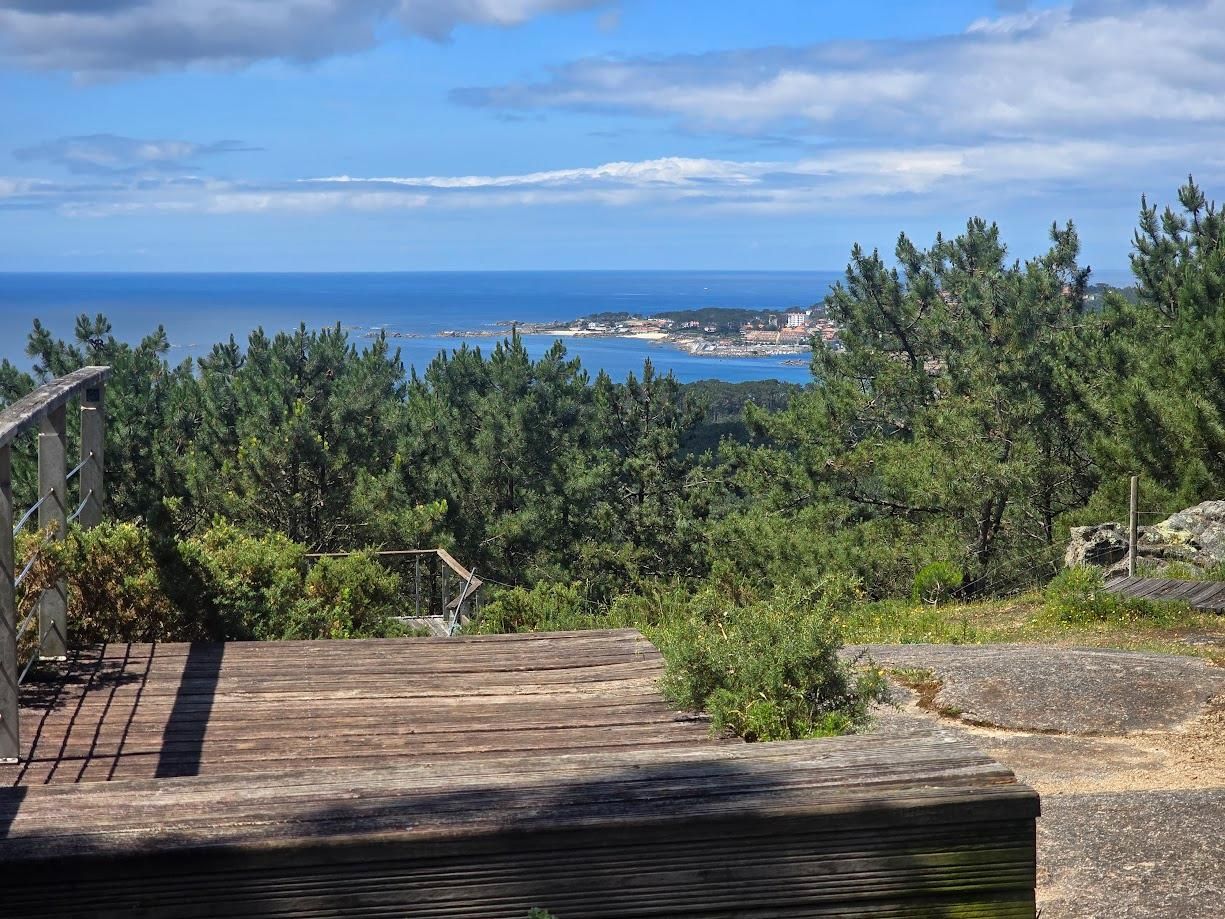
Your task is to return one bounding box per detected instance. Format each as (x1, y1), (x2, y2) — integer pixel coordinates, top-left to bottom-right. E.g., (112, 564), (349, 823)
(738, 219), (1095, 590)
(1103, 177), (1225, 500)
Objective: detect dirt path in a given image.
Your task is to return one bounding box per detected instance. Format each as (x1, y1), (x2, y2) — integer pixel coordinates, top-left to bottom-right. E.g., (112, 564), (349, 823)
(849, 644), (1225, 918)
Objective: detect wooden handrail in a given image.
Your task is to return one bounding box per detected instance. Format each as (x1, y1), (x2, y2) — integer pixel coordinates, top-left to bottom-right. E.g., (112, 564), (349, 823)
(305, 547), (484, 593)
(0, 366), (111, 450)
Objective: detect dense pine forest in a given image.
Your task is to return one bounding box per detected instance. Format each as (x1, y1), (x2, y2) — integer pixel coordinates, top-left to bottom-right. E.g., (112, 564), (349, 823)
(4, 179), (1223, 739)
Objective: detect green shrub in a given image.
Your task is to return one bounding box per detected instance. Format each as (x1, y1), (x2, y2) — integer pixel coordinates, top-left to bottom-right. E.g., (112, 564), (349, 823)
(15, 522), (185, 647)
(473, 581), (607, 633)
(19, 519), (408, 644)
(181, 523), (407, 640)
(179, 520), (308, 639)
(297, 551), (403, 639)
(650, 578), (888, 741)
(1044, 565), (1175, 622)
(912, 561), (964, 605)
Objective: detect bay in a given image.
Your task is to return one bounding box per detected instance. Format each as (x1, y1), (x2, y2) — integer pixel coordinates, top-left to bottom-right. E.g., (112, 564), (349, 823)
(0, 271), (838, 383)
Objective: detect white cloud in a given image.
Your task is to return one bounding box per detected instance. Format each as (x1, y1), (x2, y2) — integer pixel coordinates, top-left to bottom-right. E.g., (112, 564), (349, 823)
(4, 137), (1210, 218)
(0, 0), (612, 73)
(455, 1), (1225, 141)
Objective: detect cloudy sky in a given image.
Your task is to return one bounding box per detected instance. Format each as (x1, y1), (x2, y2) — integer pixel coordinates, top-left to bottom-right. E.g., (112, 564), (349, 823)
(2, 0), (1222, 271)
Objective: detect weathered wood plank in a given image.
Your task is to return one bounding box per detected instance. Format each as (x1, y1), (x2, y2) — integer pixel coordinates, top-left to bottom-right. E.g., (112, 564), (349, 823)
(2, 632), (713, 787)
(0, 366), (112, 450)
(0, 743), (1038, 918)
(1104, 575), (1225, 613)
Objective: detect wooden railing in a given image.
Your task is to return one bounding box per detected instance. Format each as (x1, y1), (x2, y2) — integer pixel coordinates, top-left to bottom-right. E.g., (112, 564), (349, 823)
(306, 548), (483, 636)
(1, 366), (110, 762)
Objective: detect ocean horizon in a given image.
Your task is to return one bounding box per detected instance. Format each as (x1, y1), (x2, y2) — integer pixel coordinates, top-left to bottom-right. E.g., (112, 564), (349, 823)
(0, 270), (844, 384)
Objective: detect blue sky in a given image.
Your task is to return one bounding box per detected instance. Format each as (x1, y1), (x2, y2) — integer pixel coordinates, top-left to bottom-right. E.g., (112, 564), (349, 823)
(1, 0), (1222, 273)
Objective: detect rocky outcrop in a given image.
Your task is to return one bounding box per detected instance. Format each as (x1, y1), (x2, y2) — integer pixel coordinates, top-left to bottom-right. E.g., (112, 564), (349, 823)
(1066, 501), (1225, 580)
(1065, 523), (1130, 569)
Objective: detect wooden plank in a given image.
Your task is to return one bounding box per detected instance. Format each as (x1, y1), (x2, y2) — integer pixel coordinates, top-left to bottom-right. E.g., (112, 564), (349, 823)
(0, 731), (1032, 844)
(0, 819), (1038, 919)
(2, 632), (716, 787)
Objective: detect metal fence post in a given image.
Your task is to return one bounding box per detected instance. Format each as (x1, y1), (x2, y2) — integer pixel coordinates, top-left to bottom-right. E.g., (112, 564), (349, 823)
(79, 383), (105, 529)
(38, 405), (68, 660)
(1, 445), (18, 761)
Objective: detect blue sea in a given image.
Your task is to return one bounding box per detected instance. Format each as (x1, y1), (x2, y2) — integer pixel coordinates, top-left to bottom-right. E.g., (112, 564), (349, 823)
(0, 272), (840, 384)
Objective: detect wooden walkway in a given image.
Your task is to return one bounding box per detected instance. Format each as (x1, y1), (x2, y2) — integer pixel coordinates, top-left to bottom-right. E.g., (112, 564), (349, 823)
(0, 630), (1040, 918)
(1104, 576), (1225, 612)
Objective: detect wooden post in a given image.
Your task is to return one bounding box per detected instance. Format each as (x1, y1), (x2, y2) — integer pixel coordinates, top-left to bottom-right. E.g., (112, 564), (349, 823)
(38, 405), (68, 660)
(1128, 475), (1140, 578)
(414, 555), (421, 618)
(431, 555), (439, 618)
(79, 382), (105, 529)
(0, 445), (18, 762)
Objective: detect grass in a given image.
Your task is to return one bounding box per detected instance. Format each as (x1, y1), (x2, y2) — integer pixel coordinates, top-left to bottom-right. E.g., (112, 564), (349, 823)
(838, 591), (1225, 664)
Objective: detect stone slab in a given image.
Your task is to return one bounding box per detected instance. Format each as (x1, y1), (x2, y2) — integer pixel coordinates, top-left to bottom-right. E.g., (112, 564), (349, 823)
(1038, 790), (1225, 919)
(849, 643), (1225, 734)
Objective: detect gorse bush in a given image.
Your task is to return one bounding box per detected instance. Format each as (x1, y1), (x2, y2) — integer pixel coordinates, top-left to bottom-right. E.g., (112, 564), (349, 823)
(300, 551), (404, 639)
(652, 579), (889, 741)
(180, 521), (308, 640)
(474, 581), (599, 634)
(16, 523), (183, 647)
(912, 562), (964, 605)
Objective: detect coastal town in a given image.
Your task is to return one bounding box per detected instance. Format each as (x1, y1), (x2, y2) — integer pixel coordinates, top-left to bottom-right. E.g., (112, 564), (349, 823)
(488, 306), (839, 359)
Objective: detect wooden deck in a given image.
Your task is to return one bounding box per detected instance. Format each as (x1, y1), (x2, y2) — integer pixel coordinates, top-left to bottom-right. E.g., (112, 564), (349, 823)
(2, 629), (709, 786)
(0, 630), (1040, 918)
(1105, 575), (1225, 612)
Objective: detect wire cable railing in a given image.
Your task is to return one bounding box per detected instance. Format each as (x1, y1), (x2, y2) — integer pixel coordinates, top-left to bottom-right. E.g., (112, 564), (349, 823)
(11, 491), (51, 537)
(67, 489), (94, 525)
(65, 452), (93, 483)
(1, 365), (110, 763)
